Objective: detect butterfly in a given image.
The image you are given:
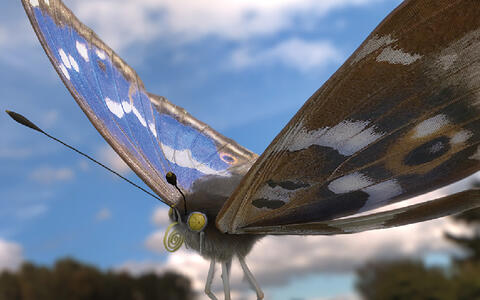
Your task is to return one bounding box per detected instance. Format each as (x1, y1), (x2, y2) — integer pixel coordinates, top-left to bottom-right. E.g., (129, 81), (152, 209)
(19, 0), (480, 299)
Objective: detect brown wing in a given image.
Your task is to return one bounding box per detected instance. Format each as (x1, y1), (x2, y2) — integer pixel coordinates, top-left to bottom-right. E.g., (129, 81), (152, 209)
(217, 0), (480, 233)
(237, 189), (480, 235)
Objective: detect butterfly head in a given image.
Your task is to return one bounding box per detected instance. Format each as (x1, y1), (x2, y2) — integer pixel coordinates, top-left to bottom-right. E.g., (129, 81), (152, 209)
(168, 207), (208, 231)
(167, 206), (209, 255)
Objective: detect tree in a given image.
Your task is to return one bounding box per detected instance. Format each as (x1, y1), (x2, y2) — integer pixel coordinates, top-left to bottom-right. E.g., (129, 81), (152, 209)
(0, 271), (21, 300)
(355, 180), (480, 300)
(443, 180), (480, 299)
(445, 180), (480, 264)
(355, 259), (454, 300)
(0, 258), (194, 300)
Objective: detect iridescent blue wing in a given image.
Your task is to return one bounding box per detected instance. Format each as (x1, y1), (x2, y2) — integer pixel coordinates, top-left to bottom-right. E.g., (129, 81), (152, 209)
(22, 0), (256, 207)
(147, 92), (257, 190)
(217, 0), (480, 233)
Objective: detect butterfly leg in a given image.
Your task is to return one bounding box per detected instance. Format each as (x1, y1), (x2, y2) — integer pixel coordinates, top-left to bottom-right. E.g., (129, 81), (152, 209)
(225, 258), (232, 278)
(238, 256), (264, 299)
(205, 259), (218, 300)
(221, 260), (231, 300)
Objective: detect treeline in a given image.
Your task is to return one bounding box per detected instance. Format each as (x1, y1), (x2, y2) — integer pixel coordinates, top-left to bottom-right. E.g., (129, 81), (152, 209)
(0, 258), (194, 300)
(356, 182), (480, 300)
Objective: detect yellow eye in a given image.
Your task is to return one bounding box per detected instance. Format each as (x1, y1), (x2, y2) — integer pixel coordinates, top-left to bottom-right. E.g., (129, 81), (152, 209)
(187, 212), (207, 232)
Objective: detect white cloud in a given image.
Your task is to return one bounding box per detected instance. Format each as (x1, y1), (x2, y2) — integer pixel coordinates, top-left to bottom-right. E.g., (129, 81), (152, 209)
(231, 38), (342, 72)
(77, 160), (90, 171)
(95, 208), (112, 221)
(15, 204), (48, 220)
(312, 294), (360, 300)
(0, 20), (40, 67)
(41, 110), (59, 129)
(312, 293), (361, 300)
(145, 230), (165, 253)
(29, 165), (74, 184)
(151, 207), (170, 227)
(145, 207), (171, 253)
(0, 239), (23, 271)
(71, 0), (384, 50)
(97, 145), (131, 175)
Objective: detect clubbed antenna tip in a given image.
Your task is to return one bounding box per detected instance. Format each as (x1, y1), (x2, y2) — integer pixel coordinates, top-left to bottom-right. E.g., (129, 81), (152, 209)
(5, 110), (44, 133)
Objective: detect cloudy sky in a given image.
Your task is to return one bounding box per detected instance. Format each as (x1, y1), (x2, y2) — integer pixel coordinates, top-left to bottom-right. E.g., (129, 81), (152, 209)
(1, 0), (479, 299)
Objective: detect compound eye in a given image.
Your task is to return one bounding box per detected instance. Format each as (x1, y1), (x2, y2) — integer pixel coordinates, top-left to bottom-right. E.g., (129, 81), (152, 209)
(187, 212), (207, 232)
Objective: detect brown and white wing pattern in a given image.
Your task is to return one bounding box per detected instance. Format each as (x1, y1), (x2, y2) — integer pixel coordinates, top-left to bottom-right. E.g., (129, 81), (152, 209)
(239, 189), (480, 235)
(217, 0), (480, 233)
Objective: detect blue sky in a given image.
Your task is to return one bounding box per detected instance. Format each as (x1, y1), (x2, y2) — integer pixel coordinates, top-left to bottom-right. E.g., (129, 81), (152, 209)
(1, 0), (478, 299)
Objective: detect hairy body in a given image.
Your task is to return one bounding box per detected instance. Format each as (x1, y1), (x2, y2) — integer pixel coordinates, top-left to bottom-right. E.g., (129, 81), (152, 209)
(168, 173), (265, 299)
(171, 174), (263, 261)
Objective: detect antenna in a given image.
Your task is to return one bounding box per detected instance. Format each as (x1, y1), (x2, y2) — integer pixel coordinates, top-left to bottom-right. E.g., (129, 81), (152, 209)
(5, 110), (164, 203)
(166, 171), (187, 215)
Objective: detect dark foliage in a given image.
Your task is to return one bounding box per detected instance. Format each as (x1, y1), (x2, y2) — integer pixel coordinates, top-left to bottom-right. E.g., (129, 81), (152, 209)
(0, 258), (194, 300)
(356, 180), (480, 299)
(356, 259), (454, 300)
(445, 180), (480, 264)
